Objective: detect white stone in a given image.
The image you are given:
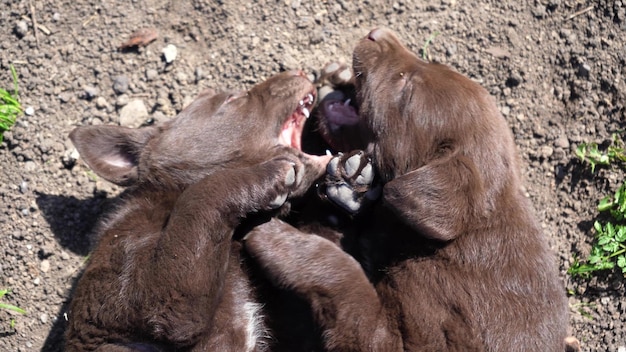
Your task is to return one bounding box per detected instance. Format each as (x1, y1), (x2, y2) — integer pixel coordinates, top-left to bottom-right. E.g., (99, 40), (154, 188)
(162, 44), (178, 63)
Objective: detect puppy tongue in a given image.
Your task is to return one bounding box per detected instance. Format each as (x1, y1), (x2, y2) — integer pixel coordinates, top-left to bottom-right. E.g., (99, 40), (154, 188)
(324, 99), (360, 129)
(279, 112), (304, 150)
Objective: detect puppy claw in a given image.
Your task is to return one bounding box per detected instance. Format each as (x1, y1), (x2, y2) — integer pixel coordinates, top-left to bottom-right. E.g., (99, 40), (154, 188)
(322, 150), (378, 214)
(284, 164), (296, 187)
(269, 193), (288, 209)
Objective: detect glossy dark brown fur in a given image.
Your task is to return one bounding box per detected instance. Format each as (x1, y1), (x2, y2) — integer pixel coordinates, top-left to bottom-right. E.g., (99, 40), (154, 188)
(245, 29), (569, 351)
(65, 71), (329, 352)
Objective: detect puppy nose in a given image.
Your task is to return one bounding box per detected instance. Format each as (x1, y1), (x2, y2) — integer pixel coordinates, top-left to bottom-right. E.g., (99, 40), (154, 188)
(367, 28), (385, 41)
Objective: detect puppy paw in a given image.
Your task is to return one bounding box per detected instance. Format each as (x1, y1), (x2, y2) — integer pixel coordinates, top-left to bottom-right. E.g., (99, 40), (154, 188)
(266, 163), (297, 209)
(262, 147), (332, 210)
(319, 62), (354, 87)
(323, 150), (381, 214)
(317, 62), (356, 117)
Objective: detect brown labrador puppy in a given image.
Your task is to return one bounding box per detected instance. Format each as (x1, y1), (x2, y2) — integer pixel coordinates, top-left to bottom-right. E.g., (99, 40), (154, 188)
(65, 70), (331, 351)
(245, 28), (569, 351)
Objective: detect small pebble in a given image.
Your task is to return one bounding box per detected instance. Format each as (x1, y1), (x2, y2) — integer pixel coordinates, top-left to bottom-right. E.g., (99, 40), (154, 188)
(83, 85), (99, 99)
(578, 63), (591, 78)
(40, 260), (50, 273)
(162, 44), (178, 64)
(14, 21), (28, 38)
(116, 94), (130, 108)
(24, 106), (35, 116)
(40, 313), (49, 324)
(60, 251), (70, 261)
(119, 99), (148, 127)
(195, 67), (205, 82)
(146, 69), (158, 81)
(19, 181), (28, 194)
(95, 97), (108, 109)
(113, 75), (129, 94)
(554, 136), (570, 149)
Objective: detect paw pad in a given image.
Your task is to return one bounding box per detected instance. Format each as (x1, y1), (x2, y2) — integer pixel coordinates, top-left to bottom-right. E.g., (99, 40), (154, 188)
(323, 151), (380, 214)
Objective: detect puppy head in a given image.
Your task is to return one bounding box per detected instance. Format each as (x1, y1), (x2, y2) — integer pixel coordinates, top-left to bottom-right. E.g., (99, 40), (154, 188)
(353, 28), (518, 192)
(70, 70), (317, 188)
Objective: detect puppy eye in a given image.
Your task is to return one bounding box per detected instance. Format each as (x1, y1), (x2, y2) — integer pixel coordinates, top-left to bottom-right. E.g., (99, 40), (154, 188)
(399, 72), (409, 87)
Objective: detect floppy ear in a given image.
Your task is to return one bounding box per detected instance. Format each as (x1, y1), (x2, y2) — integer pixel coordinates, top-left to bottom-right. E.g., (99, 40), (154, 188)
(69, 125), (158, 186)
(382, 154), (484, 241)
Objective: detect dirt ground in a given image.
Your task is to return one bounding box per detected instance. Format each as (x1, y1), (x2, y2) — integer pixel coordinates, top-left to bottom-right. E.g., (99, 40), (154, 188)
(0, 0), (624, 351)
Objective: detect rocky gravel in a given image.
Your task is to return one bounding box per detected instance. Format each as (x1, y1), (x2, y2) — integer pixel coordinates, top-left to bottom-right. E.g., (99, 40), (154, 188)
(1, 1), (625, 351)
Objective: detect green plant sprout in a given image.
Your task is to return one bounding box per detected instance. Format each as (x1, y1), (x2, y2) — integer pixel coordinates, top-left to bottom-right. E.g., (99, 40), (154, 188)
(570, 302), (595, 320)
(0, 289), (26, 315)
(0, 64), (22, 143)
(570, 133), (626, 277)
(421, 31), (440, 61)
(575, 133), (626, 172)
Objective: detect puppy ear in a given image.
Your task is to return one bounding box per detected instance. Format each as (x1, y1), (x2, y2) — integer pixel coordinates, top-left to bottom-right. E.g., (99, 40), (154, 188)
(69, 125), (158, 186)
(382, 155), (483, 241)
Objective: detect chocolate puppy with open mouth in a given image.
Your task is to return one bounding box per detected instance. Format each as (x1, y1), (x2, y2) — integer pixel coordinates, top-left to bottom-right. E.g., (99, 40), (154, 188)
(245, 29), (569, 351)
(65, 70), (331, 351)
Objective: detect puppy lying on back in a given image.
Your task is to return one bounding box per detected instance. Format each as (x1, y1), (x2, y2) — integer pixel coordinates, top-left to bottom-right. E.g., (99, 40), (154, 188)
(65, 70), (330, 351)
(246, 28), (569, 351)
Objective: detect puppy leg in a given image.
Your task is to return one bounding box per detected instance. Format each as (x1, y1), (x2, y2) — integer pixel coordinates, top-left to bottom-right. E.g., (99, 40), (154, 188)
(245, 218), (401, 352)
(122, 152), (325, 346)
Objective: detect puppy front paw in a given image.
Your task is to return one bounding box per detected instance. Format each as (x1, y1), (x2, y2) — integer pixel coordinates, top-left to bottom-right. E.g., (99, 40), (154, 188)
(262, 148), (332, 210)
(323, 150), (381, 214)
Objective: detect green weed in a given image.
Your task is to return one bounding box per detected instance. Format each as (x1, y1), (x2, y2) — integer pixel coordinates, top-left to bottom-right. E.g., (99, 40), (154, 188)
(421, 31), (440, 61)
(0, 64), (22, 143)
(569, 134), (626, 277)
(575, 133), (626, 172)
(0, 289), (26, 315)
(571, 302), (595, 320)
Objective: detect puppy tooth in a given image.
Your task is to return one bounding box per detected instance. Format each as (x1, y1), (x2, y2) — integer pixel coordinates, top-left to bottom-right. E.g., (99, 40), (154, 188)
(299, 100), (304, 106)
(325, 149), (333, 156)
(307, 93), (314, 102)
(344, 98), (351, 106)
(302, 107), (310, 118)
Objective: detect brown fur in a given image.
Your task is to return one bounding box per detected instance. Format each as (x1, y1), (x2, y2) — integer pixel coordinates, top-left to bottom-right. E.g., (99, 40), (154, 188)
(245, 28), (569, 351)
(64, 71), (330, 351)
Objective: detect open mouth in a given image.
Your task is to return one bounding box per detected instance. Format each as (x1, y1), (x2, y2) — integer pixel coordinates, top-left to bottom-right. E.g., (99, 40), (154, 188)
(278, 89), (316, 151)
(320, 96), (359, 132)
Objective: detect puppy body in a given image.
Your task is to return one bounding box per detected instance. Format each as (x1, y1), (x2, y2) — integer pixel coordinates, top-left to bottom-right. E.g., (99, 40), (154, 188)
(246, 29), (568, 351)
(65, 71), (329, 351)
